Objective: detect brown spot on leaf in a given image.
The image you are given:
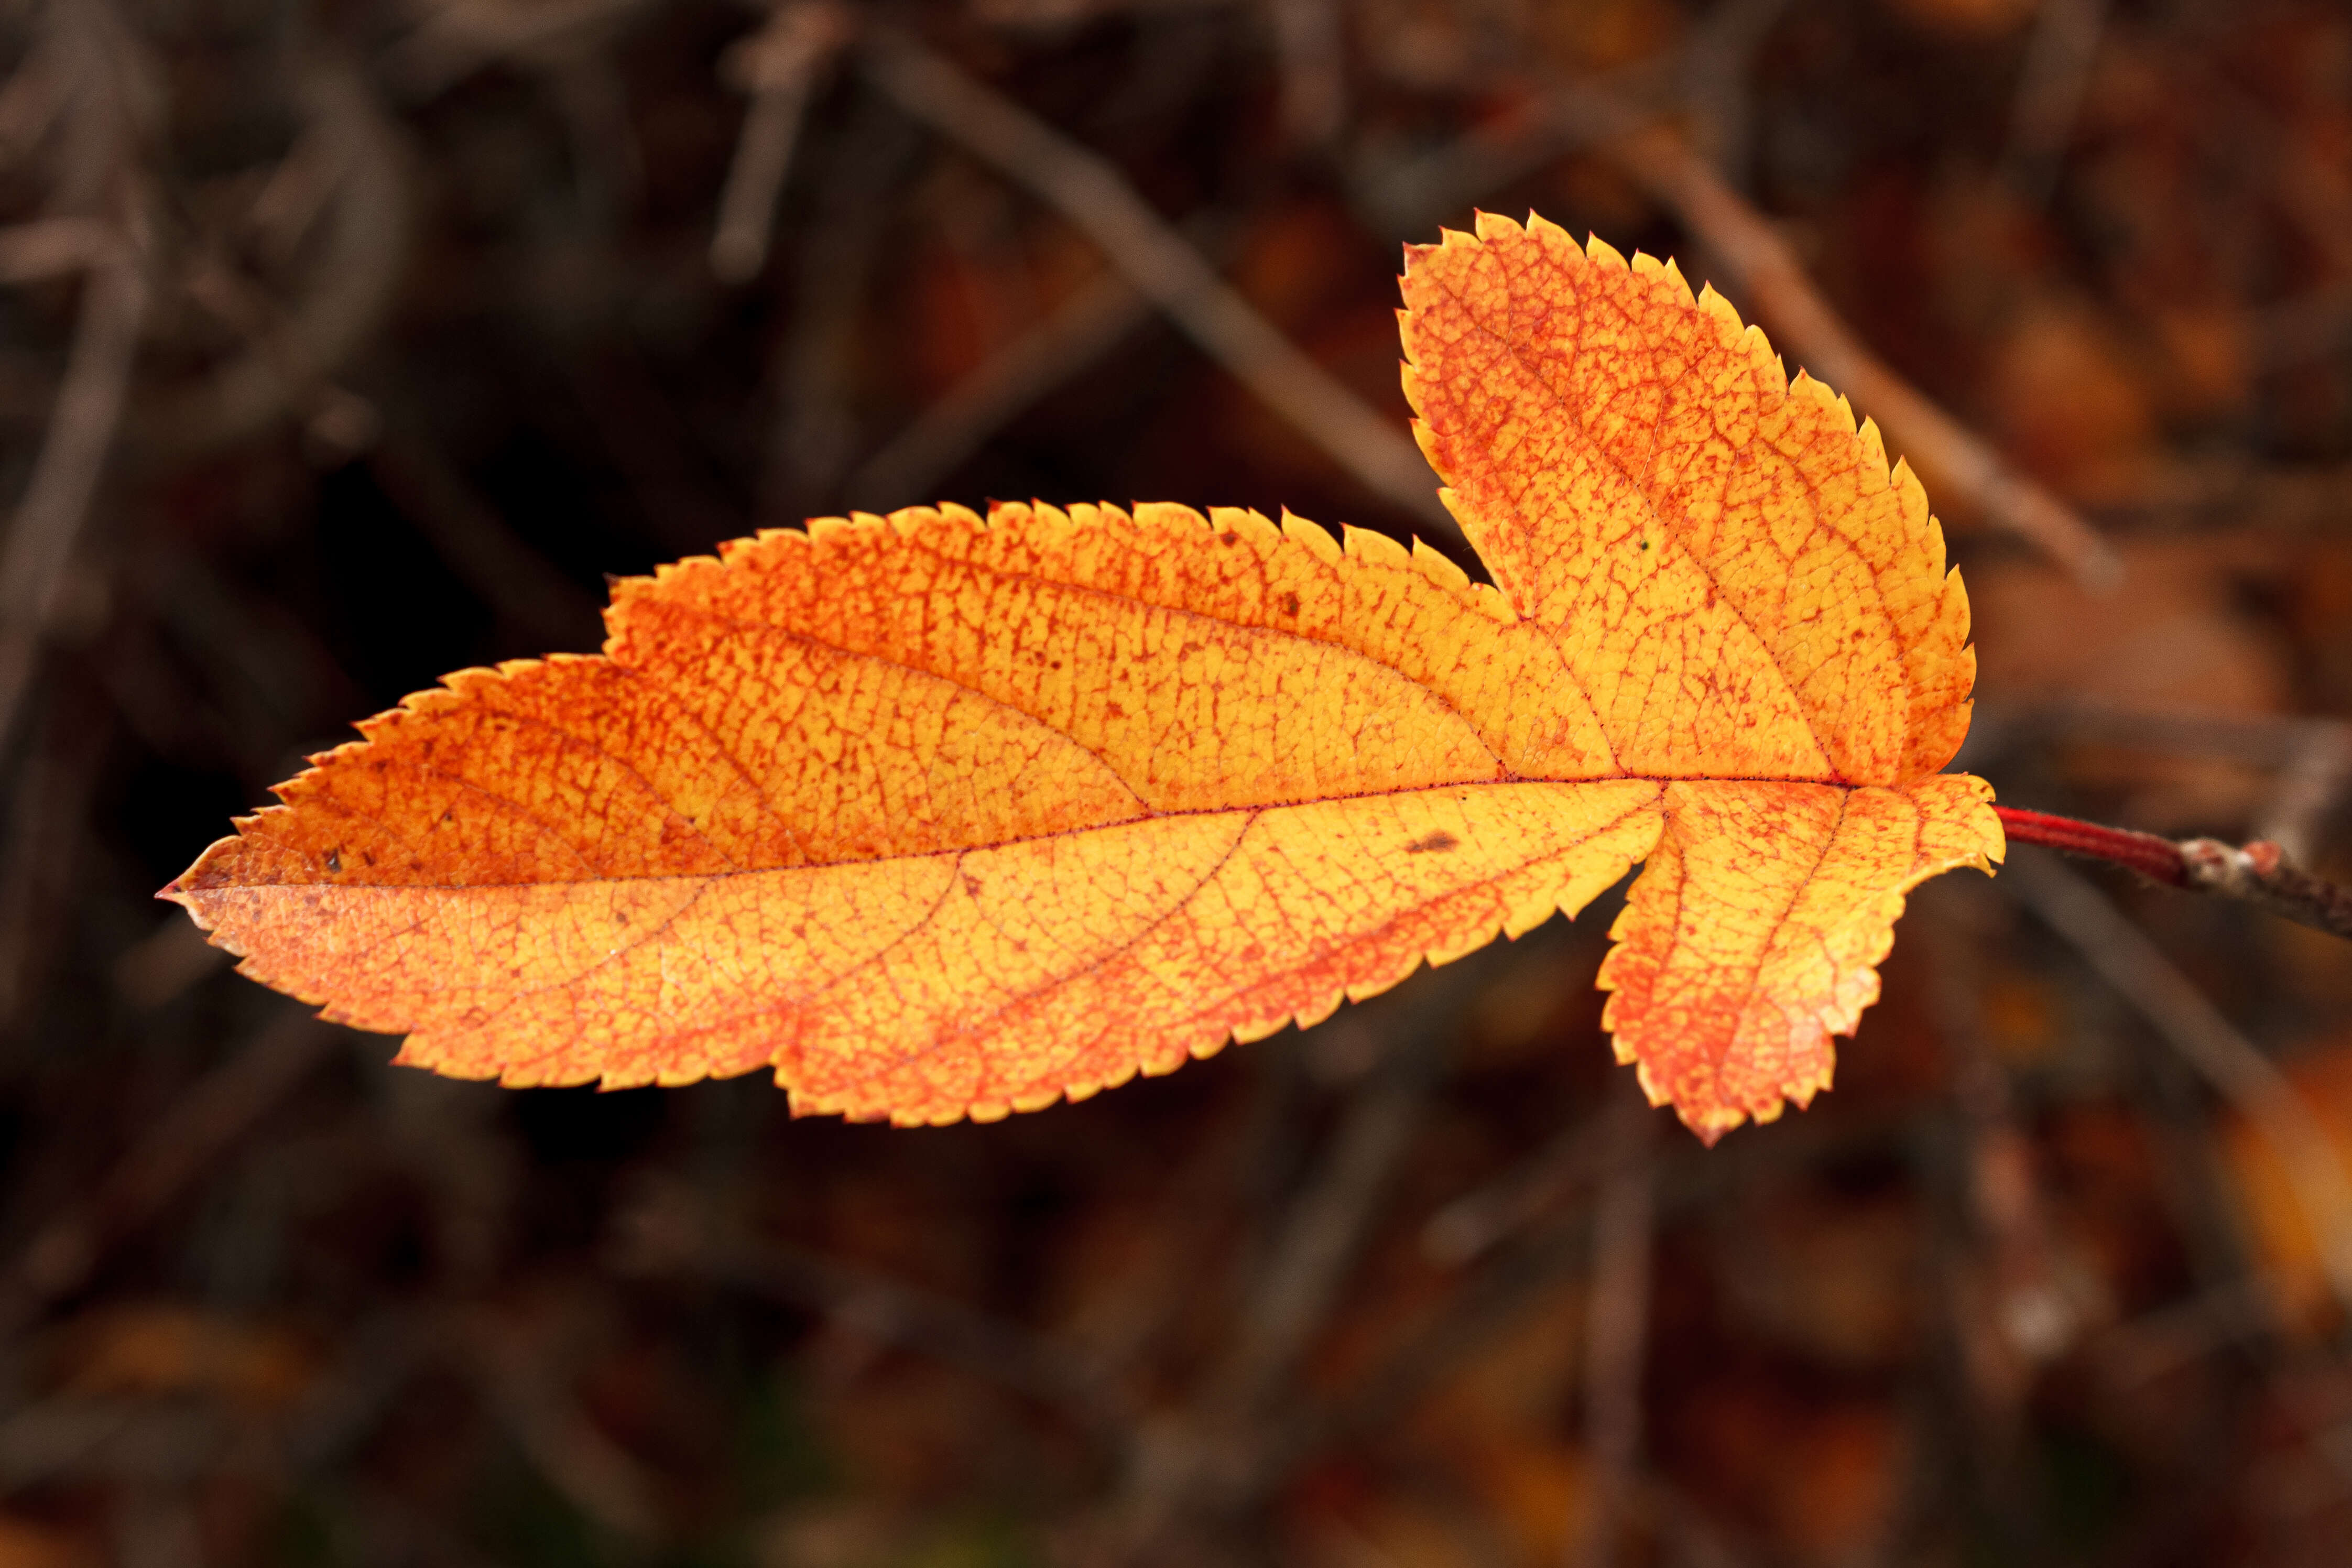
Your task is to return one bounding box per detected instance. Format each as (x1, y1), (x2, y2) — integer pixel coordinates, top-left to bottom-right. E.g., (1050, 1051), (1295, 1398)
(1404, 831), (1458, 855)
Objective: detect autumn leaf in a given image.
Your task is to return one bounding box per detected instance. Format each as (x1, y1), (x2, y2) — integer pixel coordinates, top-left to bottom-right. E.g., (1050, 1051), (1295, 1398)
(165, 212), (2002, 1141)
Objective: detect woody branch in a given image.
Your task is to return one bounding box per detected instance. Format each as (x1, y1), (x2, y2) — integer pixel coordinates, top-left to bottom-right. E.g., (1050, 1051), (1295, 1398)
(1995, 804), (2352, 942)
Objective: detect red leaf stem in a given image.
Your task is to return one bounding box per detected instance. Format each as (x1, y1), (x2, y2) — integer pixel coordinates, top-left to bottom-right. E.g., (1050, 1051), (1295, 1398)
(1992, 805), (2187, 886)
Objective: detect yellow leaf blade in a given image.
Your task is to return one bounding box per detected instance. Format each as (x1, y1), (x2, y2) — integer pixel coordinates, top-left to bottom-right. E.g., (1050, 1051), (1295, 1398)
(1399, 212), (1974, 787)
(169, 498), (1662, 1122)
(1598, 775), (2004, 1141)
(181, 780), (1663, 1120)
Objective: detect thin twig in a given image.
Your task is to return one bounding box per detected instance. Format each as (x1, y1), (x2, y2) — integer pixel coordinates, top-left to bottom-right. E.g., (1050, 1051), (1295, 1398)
(0, 1010), (339, 1338)
(0, 251), (144, 759)
(2175, 837), (2352, 942)
(2257, 725), (2352, 868)
(132, 56), (411, 465)
(858, 27), (1460, 540)
(1402, 60), (2116, 585)
(1266, 0), (1344, 149)
(846, 264), (1153, 508)
(1592, 114), (2122, 589)
(1208, 1015), (1449, 1415)
(364, 419), (606, 651)
(1102, 967), (1465, 1559)
(1995, 806), (2188, 886)
(609, 1178), (1126, 1428)
(465, 1311), (663, 1540)
(382, 0), (656, 100)
(2001, 853), (2352, 1318)
(1420, 1096), (1616, 1267)
(1570, 1082), (1659, 1568)
(1995, 803), (2352, 941)
(1998, 0), (2107, 208)
(709, 1), (848, 282)
(0, 215), (124, 281)
(1678, 0), (1794, 187)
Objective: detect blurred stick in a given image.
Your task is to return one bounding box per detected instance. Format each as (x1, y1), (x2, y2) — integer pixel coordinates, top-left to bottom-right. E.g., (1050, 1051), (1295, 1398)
(0, 670), (112, 1031)
(1290, 1104), (1921, 1475)
(2095, 1277), (2282, 1388)
(847, 265), (1152, 507)
(2002, 853), (2352, 1318)
(1571, 1081), (1658, 1568)
(764, 93), (920, 510)
(1679, 0), (1793, 188)
(610, 1179), (1125, 1427)
(1914, 892), (2070, 1545)
(1996, 804), (2352, 941)
(466, 1312), (662, 1540)
(0, 249), (144, 759)
(1103, 971), (1461, 1558)
(1210, 1012), (1449, 1414)
(383, 0), (654, 99)
(1998, 0), (2107, 208)
(1353, 36), (1692, 236)
(1267, 0), (1344, 149)
(0, 215), (126, 281)
(2251, 284), (2352, 375)
(2257, 725), (2352, 869)
(709, 1), (848, 283)
(364, 421), (607, 650)
(0, 1010), (337, 1337)
(859, 28), (1461, 541)
(1592, 115), (2122, 590)
(1919, 896), (2082, 1369)
(1420, 1097), (1616, 1267)
(134, 56), (410, 465)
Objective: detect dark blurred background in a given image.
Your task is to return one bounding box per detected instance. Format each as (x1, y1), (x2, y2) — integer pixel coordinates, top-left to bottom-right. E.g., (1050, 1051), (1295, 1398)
(4, 0), (2352, 1563)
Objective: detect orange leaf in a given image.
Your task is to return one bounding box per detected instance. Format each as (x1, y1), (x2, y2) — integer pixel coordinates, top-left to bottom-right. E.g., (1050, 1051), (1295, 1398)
(166, 212), (2002, 1141)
